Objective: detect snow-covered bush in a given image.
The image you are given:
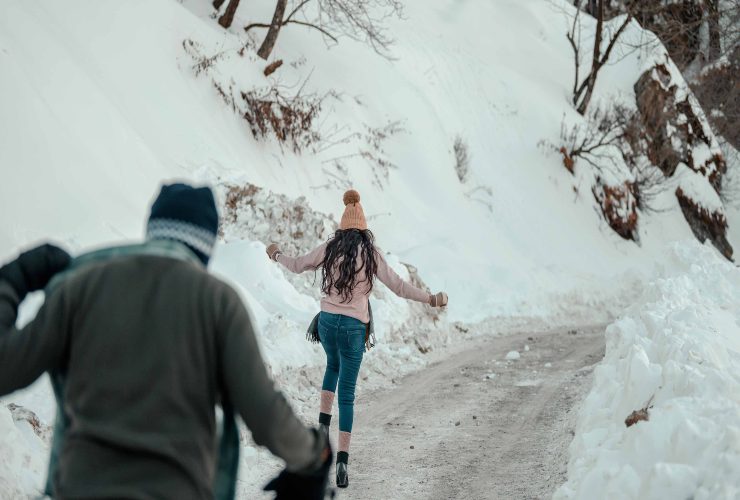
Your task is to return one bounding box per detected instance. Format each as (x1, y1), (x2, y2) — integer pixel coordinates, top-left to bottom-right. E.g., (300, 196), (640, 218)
(592, 180), (639, 241)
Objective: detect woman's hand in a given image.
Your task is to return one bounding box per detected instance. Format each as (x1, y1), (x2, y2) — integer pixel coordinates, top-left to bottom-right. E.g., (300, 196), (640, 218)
(429, 292), (448, 307)
(266, 243), (282, 262)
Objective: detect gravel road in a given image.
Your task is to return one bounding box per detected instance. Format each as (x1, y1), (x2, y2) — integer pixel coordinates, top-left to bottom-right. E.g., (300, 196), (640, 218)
(333, 325), (605, 500)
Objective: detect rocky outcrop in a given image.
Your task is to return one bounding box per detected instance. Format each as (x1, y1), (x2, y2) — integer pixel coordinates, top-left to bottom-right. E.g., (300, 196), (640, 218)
(634, 63), (732, 260)
(676, 187), (732, 259)
(634, 64), (726, 183)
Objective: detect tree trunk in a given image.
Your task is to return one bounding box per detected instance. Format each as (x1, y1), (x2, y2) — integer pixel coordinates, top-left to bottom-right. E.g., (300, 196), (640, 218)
(586, 0), (597, 16)
(218, 0), (241, 29)
(257, 0), (288, 60)
(213, 0), (226, 10)
(577, 0), (604, 114)
(705, 0), (722, 61)
(577, 71), (598, 114)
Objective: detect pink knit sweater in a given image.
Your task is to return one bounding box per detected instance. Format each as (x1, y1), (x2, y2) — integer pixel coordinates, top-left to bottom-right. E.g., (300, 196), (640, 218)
(276, 242), (431, 323)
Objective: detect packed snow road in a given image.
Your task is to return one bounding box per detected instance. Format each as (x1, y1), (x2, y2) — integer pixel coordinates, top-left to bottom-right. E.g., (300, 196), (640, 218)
(339, 326), (606, 500)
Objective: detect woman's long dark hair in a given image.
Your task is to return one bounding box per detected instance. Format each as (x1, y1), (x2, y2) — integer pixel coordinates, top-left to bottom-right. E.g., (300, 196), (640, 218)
(320, 229), (378, 303)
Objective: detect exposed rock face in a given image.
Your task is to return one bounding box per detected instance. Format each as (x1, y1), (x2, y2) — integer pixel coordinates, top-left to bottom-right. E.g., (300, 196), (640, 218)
(676, 187), (733, 260)
(634, 64), (727, 184)
(634, 65), (683, 177)
(634, 63), (732, 260)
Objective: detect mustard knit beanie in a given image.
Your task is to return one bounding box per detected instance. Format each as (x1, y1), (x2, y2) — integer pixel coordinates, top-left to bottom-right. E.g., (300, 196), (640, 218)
(339, 189), (367, 230)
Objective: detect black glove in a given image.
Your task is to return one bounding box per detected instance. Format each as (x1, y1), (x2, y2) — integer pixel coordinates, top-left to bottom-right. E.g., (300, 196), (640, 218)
(0, 243), (71, 300)
(264, 429), (333, 500)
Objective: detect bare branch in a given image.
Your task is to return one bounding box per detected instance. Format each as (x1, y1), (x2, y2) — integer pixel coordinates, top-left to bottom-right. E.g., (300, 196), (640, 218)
(284, 19), (339, 42)
(599, 13), (633, 68)
(285, 0), (312, 23)
(244, 22), (272, 32)
(567, 1), (583, 99)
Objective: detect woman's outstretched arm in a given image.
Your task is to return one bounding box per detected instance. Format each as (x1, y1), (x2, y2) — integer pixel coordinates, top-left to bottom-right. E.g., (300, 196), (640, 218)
(374, 250), (435, 304)
(268, 242), (327, 274)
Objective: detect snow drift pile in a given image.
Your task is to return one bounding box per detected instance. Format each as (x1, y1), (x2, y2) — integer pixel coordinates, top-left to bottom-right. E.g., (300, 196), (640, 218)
(554, 241), (740, 500)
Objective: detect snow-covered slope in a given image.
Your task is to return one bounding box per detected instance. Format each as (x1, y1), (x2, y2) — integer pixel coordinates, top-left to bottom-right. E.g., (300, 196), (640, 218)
(1, 0), (738, 497)
(0, 0), (711, 321)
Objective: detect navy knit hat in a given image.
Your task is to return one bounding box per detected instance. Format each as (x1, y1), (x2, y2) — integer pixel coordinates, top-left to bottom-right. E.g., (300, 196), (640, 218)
(146, 183), (219, 265)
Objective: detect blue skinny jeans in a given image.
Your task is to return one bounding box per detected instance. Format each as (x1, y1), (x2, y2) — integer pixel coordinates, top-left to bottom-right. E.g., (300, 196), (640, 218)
(318, 311), (365, 433)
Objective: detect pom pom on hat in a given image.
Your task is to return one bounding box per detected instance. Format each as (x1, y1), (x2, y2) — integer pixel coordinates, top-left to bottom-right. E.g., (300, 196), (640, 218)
(343, 189), (361, 206)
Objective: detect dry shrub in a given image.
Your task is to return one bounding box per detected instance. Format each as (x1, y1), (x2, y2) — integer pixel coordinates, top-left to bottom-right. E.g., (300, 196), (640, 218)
(592, 180), (639, 240)
(557, 106), (630, 175)
(182, 39), (225, 76)
(182, 38), (326, 154)
(552, 107), (645, 239)
(241, 86), (323, 154)
(676, 187), (733, 259)
(453, 136), (471, 182)
(363, 121), (404, 181)
(324, 120), (404, 188)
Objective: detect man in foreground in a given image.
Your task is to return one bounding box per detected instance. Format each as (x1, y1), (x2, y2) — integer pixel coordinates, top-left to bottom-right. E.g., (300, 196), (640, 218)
(0, 183), (329, 498)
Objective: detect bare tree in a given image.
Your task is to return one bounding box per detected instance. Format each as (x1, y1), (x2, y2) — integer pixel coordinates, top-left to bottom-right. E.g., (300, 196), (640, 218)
(246, 0), (402, 60)
(218, 0), (242, 29)
(213, 0), (226, 10)
(568, 0), (633, 114)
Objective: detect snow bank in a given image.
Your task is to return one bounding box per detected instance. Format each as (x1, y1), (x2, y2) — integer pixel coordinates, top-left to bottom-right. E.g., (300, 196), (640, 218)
(555, 241), (740, 500)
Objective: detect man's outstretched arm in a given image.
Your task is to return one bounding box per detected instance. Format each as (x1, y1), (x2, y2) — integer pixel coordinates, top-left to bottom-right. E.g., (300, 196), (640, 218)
(0, 244), (72, 396)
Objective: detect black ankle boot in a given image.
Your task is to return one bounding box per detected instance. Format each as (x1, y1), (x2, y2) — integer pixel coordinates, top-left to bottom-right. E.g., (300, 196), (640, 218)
(336, 451), (349, 488)
(336, 462), (348, 488)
